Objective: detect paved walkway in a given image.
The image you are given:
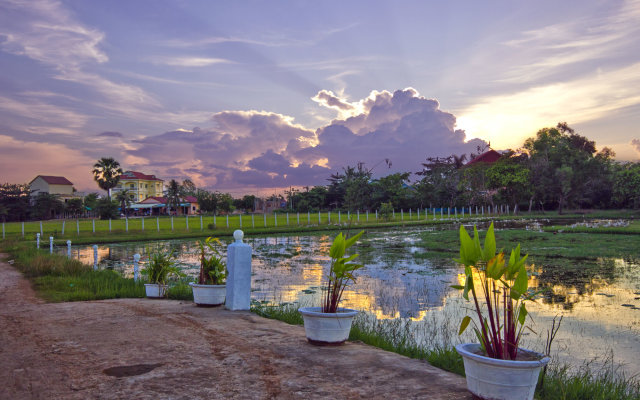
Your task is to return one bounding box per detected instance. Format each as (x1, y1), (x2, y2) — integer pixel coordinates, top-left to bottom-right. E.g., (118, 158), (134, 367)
(0, 256), (471, 399)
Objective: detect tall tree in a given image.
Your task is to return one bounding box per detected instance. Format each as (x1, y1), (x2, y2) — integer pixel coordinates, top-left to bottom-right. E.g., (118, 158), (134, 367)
(181, 179), (197, 196)
(92, 157), (123, 200)
(115, 189), (133, 217)
(165, 179), (183, 215)
(31, 193), (64, 220)
(0, 183), (31, 222)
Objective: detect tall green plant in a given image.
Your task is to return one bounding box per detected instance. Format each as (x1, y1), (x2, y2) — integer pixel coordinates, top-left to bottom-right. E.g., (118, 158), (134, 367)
(322, 230), (364, 313)
(452, 222), (538, 360)
(197, 237), (226, 285)
(142, 249), (183, 284)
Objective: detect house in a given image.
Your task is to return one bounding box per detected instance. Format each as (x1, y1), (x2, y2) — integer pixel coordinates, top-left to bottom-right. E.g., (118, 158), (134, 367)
(28, 175), (81, 203)
(130, 196), (199, 216)
(464, 149), (502, 167)
(253, 197), (284, 214)
(112, 171), (164, 202)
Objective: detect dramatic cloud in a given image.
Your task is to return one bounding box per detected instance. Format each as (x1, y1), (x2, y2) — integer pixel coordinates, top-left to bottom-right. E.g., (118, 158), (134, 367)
(632, 139), (640, 154)
(125, 88), (485, 191)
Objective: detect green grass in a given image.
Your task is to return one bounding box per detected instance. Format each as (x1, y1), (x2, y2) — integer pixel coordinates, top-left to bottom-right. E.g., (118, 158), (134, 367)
(417, 228), (640, 262)
(3, 209), (636, 245)
(1, 240), (193, 302)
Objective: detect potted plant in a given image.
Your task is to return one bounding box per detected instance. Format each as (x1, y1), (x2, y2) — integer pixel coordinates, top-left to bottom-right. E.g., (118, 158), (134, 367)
(299, 230), (364, 345)
(452, 222), (550, 400)
(142, 249), (182, 298)
(189, 236), (227, 306)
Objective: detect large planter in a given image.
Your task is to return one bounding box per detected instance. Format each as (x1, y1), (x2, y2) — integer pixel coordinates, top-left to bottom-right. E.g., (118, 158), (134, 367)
(455, 343), (550, 400)
(189, 283), (226, 306)
(298, 307), (358, 345)
(144, 283), (168, 298)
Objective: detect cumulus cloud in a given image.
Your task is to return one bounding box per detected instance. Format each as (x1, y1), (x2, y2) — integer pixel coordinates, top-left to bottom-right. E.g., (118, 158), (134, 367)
(632, 139), (640, 153)
(125, 88), (485, 191)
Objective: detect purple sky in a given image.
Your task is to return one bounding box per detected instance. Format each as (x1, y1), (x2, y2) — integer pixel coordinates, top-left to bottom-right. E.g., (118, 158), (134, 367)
(1, 0), (639, 196)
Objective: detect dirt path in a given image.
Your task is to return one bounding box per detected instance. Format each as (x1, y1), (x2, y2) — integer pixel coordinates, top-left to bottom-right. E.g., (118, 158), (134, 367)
(0, 256), (471, 399)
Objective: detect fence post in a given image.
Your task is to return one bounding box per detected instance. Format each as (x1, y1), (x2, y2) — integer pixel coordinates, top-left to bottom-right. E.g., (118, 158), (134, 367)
(328, 211), (331, 223)
(226, 230), (252, 311)
(125, 217), (128, 233)
(36, 233), (40, 248)
(92, 219), (95, 233)
(366, 210), (369, 221)
(401, 209), (404, 221)
(1, 222), (4, 239)
(142, 217), (145, 231)
(133, 254), (140, 282)
(375, 210), (378, 220)
(22, 221), (24, 237)
(109, 219), (112, 232)
(214, 215), (217, 228)
(318, 211), (321, 224)
(67, 240), (71, 258)
(49, 236), (53, 254)
(76, 219), (79, 236)
(393, 210), (395, 219)
(338, 211), (341, 224)
(157, 217), (160, 232)
(357, 210), (360, 222)
(93, 245), (98, 270)
(263, 213), (266, 227)
(171, 216), (174, 231)
(201, 215), (203, 230)
(410, 209), (412, 219)
(226, 214), (229, 228)
(62, 220), (65, 235)
(186, 215), (189, 230)
(455, 208), (458, 218)
(308, 211), (310, 224)
(252, 214), (255, 228)
(239, 214), (242, 228)
(286, 213), (289, 226)
(297, 212), (300, 225)
(40, 221), (43, 236)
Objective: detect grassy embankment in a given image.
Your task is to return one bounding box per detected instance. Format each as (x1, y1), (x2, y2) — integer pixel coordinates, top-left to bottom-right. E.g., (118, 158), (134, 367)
(250, 302), (640, 400)
(1, 240), (193, 302)
(1, 209), (637, 245)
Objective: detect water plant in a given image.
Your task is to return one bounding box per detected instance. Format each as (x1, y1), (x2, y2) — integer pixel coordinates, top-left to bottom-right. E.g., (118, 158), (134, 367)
(452, 222), (538, 360)
(197, 236), (226, 285)
(322, 229), (364, 313)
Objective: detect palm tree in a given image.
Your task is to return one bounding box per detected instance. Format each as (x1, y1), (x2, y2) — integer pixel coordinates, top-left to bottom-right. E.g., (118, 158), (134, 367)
(92, 157), (123, 200)
(165, 179), (183, 215)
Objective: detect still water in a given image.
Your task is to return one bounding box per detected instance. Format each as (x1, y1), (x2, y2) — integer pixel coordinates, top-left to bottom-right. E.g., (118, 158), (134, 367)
(61, 223), (640, 377)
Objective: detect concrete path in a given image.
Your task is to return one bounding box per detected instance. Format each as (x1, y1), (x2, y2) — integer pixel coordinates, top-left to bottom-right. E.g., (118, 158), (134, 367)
(0, 256), (471, 399)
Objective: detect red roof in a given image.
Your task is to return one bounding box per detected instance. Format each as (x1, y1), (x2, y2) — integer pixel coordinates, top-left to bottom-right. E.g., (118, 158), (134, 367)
(119, 171), (163, 181)
(184, 196), (198, 203)
(138, 196), (198, 204)
(465, 150), (502, 166)
(30, 175), (73, 185)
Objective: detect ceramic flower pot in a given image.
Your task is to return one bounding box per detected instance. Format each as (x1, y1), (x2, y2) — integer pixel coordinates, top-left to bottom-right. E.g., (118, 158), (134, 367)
(189, 283), (226, 306)
(298, 307), (358, 345)
(455, 343), (550, 400)
(144, 283), (168, 298)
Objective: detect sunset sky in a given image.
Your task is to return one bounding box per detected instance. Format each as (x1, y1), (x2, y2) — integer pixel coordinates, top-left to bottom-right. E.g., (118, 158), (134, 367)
(1, 0), (639, 195)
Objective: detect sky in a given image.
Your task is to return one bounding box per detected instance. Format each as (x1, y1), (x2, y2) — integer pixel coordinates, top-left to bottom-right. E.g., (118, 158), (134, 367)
(1, 0), (639, 196)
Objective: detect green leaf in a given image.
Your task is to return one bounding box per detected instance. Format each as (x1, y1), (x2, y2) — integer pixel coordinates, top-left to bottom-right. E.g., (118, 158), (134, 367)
(459, 316), (472, 335)
(512, 264), (528, 299)
(329, 233), (345, 259)
(344, 230), (364, 249)
(518, 303), (528, 325)
(463, 274), (473, 300)
(450, 285), (464, 290)
(483, 223), (496, 261)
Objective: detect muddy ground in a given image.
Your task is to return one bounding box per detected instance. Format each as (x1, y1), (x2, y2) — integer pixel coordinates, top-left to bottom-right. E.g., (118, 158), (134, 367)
(0, 256), (471, 399)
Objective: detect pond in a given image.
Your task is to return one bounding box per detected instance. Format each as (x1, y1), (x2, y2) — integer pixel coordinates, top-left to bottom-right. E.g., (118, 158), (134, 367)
(60, 221), (640, 377)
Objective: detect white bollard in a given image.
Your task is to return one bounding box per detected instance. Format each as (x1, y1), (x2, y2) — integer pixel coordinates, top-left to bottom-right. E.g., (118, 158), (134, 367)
(226, 230), (252, 311)
(66, 240), (71, 258)
(93, 245), (98, 270)
(49, 236), (53, 254)
(455, 208), (457, 218)
(133, 253), (140, 282)
(36, 233), (40, 248)
(448, 208), (450, 218)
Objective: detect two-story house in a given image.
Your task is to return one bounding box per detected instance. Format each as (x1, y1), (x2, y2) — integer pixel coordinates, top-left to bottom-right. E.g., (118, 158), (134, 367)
(29, 175), (82, 203)
(112, 171), (164, 202)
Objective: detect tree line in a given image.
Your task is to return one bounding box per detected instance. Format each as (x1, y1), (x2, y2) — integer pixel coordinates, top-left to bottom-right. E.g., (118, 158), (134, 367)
(1, 122), (639, 222)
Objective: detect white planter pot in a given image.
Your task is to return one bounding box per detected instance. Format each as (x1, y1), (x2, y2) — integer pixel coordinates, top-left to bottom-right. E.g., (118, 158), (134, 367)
(298, 307), (358, 345)
(456, 343), (550, 400)
(144, 283), (168, 298)
(189, 283), (226, 306)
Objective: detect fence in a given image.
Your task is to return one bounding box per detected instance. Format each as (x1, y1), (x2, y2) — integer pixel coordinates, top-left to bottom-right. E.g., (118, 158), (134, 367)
(1, 205), (516, 240)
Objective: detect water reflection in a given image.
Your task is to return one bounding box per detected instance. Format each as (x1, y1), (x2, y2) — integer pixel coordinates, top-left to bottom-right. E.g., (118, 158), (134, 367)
(59, 224), (640, 376)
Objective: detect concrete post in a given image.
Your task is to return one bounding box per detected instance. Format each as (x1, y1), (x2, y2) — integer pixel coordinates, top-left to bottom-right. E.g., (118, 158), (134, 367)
(393, 210), (395, 219)
(93, 245), (98, 270)
(366, 210), (369, 221)
(226, 215), (229, 228)
(77, 219), (80, 235)
(40, 221), (43, 236)
(157, 217), (160, 232)
(308, 212), (310, 224)
(133, 253), (140, 282)
(142, 217), (145, 231)
(401, 209), (404, 221)
(274, 213), (277, 227)
(328, 211), (331, 223)
(252, 214), (255, 228)
(36, 233), (40, 248)
(66, 240), (71, 258)
(297, 212), (300, 225)
(201, 215), (204, 230)
(455, 208), (457, 218)
(448, 208), (450, 218)
(318, 211), (321, 224)
(92, 219), (95, 233)
(109, 219), (112, 232)
(22, 221), (24, 237)
(49, 236), (53, 254)
(186, 215), (189, 230)
(62, 220), (65, 235)
(375, 210), (378, 220)
(263, 213), (266, 227)
(171, 216), (174, 231)
(239, 214), (242, 228)
(286, 213), (289, 225)
(2, 222), (4, 239)
(410, 209), (412, 219)
(226, 230), (252, 311)
(125, 217), (128, 232)
(433, 209), (436, 220)
(441, 208), (443, 219)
